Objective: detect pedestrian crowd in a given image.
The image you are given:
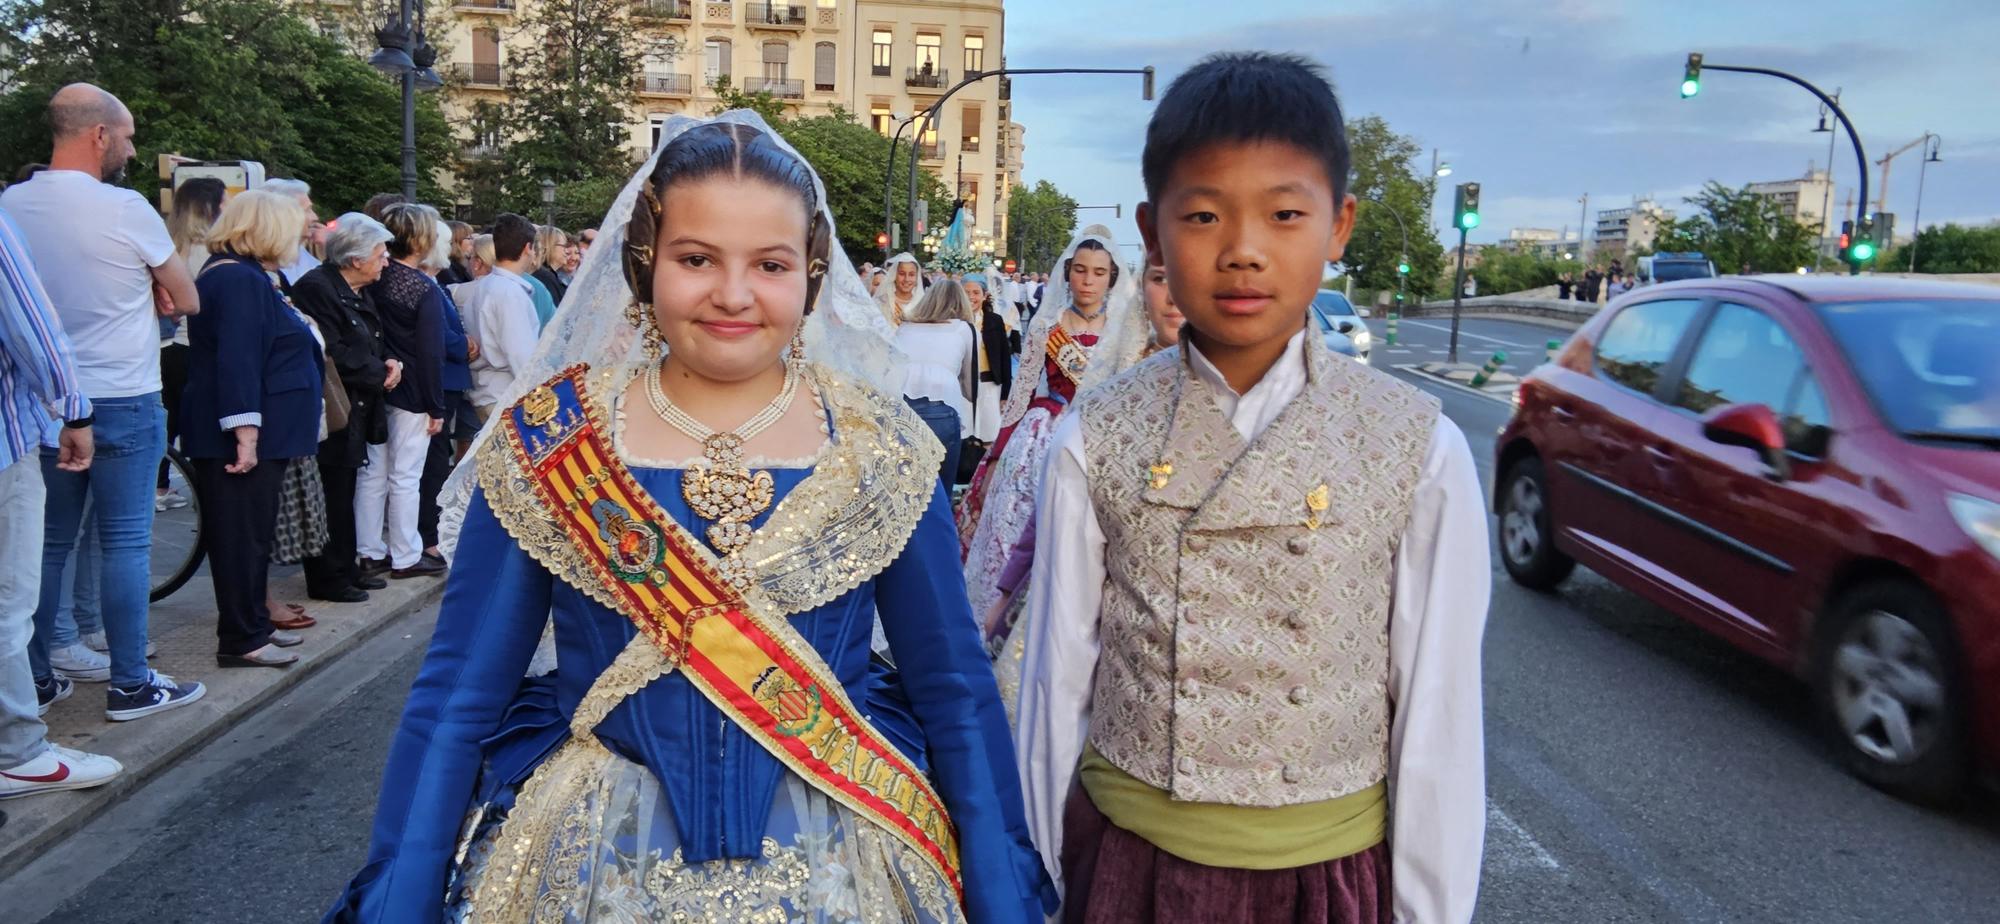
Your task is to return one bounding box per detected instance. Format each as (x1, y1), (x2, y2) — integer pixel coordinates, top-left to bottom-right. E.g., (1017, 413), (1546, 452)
(0, 83), (587, 800)
(1556, 257), (1636, 303)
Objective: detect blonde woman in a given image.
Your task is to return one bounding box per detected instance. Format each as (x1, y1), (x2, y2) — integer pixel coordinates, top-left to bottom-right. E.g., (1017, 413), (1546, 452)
(531, 224), (569, 304)
(894, 278), (978, 485)
(184, 189), (325, 668)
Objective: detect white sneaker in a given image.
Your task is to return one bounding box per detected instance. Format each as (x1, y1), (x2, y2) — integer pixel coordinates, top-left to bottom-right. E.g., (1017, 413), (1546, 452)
(154, 490), (189, 512)
(0, 744), (123, 799)
(48, 643), (111, 682)
(80, 631), (157, 659)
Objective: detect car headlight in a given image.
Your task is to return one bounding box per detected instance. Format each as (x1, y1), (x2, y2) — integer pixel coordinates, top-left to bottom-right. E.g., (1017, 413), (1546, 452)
(1946, 493), (2000, 561)
(1351, 327), (1372, 348)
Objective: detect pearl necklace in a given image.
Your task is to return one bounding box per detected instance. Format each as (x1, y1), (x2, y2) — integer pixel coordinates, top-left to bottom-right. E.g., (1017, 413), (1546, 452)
(643, 359), (801, 585)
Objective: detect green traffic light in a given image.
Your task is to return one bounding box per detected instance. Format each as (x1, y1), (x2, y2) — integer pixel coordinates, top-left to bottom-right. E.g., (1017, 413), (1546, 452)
(1459, 213), (1480, 230)
(1850, 240), (1876, 262)
(1397, 261), (1411, 275)
(1680, 79), (1700, 98)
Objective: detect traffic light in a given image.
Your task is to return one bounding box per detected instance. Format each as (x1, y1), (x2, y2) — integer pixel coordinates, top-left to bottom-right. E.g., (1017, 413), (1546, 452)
(1851, 214), (1878, 264)
(1397, 256), (1411, 276)
(1837, 219), (1852, 263)
(1452, 182), (1481, 231)
(1681, 53), (1702, 98)
(876, 230), (890, 250)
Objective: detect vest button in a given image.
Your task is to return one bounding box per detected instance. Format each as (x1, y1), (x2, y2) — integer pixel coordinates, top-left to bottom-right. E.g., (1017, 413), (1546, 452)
(1177, 756), (1196, 775)
(1285, 614), (1307, 630)
(1282, 764), (1303, 784)
(1287, 536), (1309, 555)
(1178, 678), (1199, 698)
(1288, 686), (1309, 705)
(1185, 535), (1209, 553)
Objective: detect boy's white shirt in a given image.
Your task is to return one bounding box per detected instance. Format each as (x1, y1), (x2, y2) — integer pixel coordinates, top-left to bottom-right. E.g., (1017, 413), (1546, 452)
(1014, 329), (1490, 924)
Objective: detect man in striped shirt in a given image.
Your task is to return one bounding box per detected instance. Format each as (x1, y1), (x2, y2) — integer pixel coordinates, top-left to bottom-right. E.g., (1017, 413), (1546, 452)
(0, 211), (122, 800)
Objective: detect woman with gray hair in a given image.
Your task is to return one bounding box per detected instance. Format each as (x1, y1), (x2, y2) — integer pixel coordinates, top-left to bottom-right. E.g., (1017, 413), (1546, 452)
(292, 213), (400, 602)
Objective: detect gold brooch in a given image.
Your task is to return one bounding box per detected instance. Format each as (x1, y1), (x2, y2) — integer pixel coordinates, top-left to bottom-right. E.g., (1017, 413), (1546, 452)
(1148, 460), (1174, 490)
(521, 386), (560, 428)
(1305, 483), (1329, 530)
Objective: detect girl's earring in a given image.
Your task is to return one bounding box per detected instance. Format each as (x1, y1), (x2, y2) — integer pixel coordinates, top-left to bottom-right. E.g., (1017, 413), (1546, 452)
(788, 323), (808, 370)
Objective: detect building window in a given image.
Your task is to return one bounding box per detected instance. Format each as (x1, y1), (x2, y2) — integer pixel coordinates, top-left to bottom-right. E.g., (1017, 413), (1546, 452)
(871, 106), (892, 136)
(705, 38), (732, 82)
(871, 29), (892, 76)
(762, 41), (789, 81)
(915, 34), (941, 74)
(649, 114), (672, 151)
(961, 105), (980, 152)
(963, 34), (984, 75)
(814, 42), (836, 92)
(471, 102), (503, 151)
(816, 0), (836, 6)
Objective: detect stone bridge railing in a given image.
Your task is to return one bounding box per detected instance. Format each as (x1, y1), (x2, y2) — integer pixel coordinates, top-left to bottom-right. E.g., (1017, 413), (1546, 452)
(1402, 296), (1600, 329)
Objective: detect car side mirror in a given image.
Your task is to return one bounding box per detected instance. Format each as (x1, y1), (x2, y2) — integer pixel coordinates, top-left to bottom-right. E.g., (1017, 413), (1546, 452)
(1701, 403), (1791, 480)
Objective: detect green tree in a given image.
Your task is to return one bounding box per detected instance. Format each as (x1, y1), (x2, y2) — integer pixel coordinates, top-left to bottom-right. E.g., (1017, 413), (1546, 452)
(1654, 181), (1818, 274)
(761, 107), (952, 266)
(1469, 249), (1566, 296)
(1343, 115), (1447, 298)
(1006, 180), (1077, 274)
(466, 0), (645, 216)
(0, 0), (453, 212)
(1889, 223), (2000, 274)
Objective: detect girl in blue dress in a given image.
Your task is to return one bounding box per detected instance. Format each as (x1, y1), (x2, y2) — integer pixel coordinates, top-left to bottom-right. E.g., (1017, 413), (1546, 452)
(326, 112), (1053, 924)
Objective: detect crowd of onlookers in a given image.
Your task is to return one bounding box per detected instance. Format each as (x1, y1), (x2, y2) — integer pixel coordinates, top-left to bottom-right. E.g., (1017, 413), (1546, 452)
(1555, 258), (1637, 303)
(0, 83), (581, 800)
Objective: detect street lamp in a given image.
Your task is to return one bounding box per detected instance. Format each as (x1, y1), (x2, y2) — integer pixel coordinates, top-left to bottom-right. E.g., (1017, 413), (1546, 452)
(1909, 134), (1942, 272)
(882, 112), (917, 258)
(540, 178), (557, 224)
(373, 4), (442, 202)
(1435, 163), (1453, 177)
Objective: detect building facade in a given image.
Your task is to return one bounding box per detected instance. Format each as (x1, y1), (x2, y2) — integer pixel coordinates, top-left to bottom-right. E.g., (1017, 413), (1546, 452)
(1747, 166), (1834, 232)
(332, 0), (1020, 251)
(1594, 197), (1674, 258)
(1496, 227), (1582, 261)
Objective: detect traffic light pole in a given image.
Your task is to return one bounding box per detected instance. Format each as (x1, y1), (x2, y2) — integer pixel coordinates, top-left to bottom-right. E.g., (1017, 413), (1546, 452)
(1449, 226), (1467, 365)
(1359, 195), (1410, 307)
(1692, 61), (1869, 274)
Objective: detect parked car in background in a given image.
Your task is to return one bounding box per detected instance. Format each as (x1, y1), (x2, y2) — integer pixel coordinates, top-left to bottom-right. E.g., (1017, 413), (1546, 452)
(1311, 290), (1372, 363)
(1493, 275), (2000, 802)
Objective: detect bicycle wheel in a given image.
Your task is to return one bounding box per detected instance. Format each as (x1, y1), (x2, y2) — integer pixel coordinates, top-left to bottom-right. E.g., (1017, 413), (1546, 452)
(150, 449), (205, 602)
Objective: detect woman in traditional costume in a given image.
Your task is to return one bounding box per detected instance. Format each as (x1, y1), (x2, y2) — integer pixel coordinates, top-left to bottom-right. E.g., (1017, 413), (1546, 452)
(958, 272), (1012, 446)
(876, 252), (922, 328)
(325, 112), (1052, 923)
(957, 229), (1145, 712)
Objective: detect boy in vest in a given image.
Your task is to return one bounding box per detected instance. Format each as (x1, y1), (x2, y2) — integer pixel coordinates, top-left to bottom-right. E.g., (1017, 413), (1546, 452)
(1014, 52), (1489, 923)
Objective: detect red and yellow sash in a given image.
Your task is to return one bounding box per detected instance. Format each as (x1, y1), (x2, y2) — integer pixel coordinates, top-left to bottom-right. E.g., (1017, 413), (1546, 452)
(499, 366), (963, 901)
(1045, 324), (1088, 390)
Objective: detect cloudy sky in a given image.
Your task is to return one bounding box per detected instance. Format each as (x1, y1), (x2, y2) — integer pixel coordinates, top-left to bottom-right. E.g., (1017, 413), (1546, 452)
(1000, 0), (2000, 256)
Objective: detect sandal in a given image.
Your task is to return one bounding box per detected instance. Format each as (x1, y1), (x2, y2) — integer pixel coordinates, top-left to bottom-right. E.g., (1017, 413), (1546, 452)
(270, 606), (317, 631)
(217, 646), (299, 668)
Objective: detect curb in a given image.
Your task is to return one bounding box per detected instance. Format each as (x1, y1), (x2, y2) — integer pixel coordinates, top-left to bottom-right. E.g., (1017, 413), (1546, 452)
(1394, 363), (1518, 406)
(0, 574), (445, 881)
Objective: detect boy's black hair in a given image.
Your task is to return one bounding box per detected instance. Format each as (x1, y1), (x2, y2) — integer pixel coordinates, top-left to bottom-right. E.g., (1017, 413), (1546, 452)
(1142, 52), (1349, 204)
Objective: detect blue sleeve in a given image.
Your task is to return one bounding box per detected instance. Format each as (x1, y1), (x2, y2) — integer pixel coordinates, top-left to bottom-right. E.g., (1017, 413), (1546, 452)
(441, 296), (468, 364)
(205, 271), (273, 430)
(416, 286), (447, 416)
(875, 484), (1057, 923)
(323, 488), (552, 924)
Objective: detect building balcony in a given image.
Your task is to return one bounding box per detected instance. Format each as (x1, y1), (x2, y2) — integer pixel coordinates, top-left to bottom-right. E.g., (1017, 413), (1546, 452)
(632, 0), (692, 21)
(906, 67), (949, 91)
(960, 140), (980, 154)
(814, 80), (836, 92)
(916, 141), (944, 161)
(744, 76), (805, 99)
(453, 63), (505, 88)
(638, 72), (694, 96)
(702, 0), (733, 25)
(745, 2), (806, 29)
(453, 0), (514, 12)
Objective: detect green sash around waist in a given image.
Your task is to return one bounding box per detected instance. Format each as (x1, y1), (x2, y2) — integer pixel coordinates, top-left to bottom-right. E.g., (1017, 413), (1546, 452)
(1078, 742), (1386, 870)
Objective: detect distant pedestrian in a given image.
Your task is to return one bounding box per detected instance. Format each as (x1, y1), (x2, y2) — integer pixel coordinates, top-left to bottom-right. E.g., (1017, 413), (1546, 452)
(1, 83), (206, 721)
(1556, 272), (1574, 300)
(0, 209), (124, 797)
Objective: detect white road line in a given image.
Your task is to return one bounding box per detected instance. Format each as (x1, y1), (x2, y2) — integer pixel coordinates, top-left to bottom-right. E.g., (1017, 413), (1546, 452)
(1487, 802), (1564, 872)
(1391, 364), (1515, 407)
(1403, 320), (1544, 350)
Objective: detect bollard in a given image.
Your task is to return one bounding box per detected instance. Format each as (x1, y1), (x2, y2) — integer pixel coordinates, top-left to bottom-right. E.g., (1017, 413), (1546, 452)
(1544, 339), (1561, 366)
(1386, 313), (1399, 345)
(1469, 350), (1509, 387)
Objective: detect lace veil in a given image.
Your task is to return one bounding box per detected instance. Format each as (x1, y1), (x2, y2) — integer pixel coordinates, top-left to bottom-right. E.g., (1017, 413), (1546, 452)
(437, 110), (904, 558)
(996, 224), (1145, 430)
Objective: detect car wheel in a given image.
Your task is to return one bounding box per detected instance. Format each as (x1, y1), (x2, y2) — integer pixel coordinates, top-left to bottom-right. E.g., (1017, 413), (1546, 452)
(1496, 455), (1574, 590)
(1811, 580), (1970, 804)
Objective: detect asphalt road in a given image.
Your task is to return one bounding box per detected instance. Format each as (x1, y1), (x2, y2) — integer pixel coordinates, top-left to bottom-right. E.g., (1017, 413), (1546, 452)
(11, 330), (2000, 923)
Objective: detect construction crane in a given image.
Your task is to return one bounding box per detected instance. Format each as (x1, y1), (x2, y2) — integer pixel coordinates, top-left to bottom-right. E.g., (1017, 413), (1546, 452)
(1874, 132), (1936, 215)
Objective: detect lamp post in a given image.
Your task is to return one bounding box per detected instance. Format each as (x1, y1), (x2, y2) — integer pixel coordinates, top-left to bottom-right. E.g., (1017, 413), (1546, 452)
(1811, 90), (1841, 271)
(882, 113), (918, 258)
(902, 67), (1153, 246)
(1908, 134), (1942, 272)
(540, 178), (557, 225)
(1359, 194), (1410, 306)
(371, 1), (442, 202)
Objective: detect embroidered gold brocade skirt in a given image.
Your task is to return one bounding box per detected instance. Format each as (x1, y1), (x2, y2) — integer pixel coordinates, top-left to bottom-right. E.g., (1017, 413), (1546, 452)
(450, 738), (966, 924)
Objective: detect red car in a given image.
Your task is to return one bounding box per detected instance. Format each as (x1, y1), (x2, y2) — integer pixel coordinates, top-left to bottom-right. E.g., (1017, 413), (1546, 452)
(1495, 275), (2000, 802)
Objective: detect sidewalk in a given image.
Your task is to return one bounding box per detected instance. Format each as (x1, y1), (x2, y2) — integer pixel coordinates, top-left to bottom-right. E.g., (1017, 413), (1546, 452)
(0, 565), (444, 880)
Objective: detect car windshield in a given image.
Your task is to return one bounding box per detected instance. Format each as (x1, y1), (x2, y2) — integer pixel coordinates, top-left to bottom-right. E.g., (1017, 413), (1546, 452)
(1652, 261), (1712, 282)
(1816, 298), (2000, 443)
(1309, 304), (1335, 331)
(1314, 292), (1356, 316)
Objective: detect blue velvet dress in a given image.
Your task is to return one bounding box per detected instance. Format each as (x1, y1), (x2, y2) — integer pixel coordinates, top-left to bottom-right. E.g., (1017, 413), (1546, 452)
(325, 369), (1052, 923)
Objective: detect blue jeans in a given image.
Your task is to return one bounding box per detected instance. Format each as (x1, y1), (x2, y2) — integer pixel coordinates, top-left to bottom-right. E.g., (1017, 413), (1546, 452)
(905, 397), (962, 489)
(31, 393), (164, 689)
(49, 493), (104, 647)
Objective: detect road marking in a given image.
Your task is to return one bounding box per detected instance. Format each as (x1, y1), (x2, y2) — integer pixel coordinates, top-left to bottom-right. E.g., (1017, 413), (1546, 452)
(1403, 320), (1542, 350)
(1392, 364), (1514, 407)
(1488, 802), (1564, 872)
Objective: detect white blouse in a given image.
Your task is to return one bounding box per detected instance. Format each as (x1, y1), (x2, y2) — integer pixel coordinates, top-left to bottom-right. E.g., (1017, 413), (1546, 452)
(893, 320), (976, 424)
(1014, 332), (1491, 924)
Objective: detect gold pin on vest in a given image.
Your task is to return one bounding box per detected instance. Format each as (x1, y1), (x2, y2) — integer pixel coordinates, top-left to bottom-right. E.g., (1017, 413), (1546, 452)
(1305, 483), (1329, 530)
(1148, 460), (1174, 491)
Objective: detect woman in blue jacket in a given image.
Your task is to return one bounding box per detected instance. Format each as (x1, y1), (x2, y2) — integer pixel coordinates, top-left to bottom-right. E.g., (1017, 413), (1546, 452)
(182, 190), (325, 669)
